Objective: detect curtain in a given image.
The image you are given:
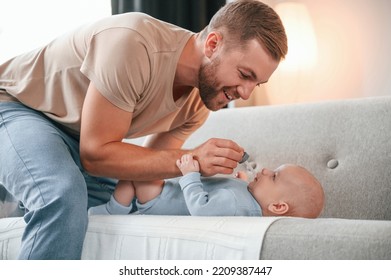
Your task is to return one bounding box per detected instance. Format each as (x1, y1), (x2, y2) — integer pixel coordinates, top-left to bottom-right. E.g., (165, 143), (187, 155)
(111, 0), (226, 32)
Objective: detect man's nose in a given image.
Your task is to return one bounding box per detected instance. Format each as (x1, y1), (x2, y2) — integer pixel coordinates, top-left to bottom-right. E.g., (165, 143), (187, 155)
(237, 82), (257, 100)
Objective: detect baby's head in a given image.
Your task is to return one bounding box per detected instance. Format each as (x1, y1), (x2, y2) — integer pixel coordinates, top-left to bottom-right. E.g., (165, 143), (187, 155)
(247, 164), (324, 218)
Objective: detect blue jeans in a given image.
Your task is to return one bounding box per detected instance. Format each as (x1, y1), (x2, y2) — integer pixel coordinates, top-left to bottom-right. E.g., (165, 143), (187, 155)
(0, 102), (116, 259)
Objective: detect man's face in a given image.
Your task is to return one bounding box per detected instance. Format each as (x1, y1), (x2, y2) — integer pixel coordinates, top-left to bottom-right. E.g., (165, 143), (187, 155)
(198, 38), (279, 111)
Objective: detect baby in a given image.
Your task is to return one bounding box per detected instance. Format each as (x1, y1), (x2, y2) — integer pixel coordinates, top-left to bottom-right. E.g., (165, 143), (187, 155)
(88, 154), (325, 218)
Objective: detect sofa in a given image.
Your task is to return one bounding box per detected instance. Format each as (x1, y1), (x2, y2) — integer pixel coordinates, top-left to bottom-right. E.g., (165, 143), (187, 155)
(1, 96), (390, 259)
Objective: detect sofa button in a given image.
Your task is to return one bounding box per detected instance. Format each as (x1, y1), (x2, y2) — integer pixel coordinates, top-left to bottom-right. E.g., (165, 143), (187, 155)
(327, 159), (339, 169)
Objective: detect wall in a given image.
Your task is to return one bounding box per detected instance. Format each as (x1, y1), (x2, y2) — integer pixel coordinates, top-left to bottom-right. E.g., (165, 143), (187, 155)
(0, 0), (110, 64)
(236, 0), (391, 107)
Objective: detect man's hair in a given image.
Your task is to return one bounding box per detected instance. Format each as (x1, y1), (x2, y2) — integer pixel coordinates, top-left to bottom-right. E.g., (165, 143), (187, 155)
(203, 0), (288, 61)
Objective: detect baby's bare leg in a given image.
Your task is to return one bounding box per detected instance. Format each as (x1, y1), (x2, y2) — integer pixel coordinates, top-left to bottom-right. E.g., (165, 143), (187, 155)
(114, 180), (135, 207)
(88, 180), (135, 215)
(134, 180), (164, 204)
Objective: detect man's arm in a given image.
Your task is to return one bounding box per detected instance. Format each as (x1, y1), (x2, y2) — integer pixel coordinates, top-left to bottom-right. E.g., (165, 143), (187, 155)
(80, 82), (186, 181)
(80, 82), (244, 181)
(131, 131), (185, 202)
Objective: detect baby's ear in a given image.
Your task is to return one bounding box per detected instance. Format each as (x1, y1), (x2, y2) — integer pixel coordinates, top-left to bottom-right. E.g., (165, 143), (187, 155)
(267, 201), (289, 216)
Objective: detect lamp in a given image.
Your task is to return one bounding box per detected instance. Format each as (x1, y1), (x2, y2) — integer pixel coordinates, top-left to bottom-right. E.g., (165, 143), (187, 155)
(262, 2), (318, 104)
(275, 2), (318, 72)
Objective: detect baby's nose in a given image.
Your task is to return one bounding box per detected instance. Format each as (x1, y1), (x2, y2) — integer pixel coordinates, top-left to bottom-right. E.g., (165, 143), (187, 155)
(261, 168), (274, 176)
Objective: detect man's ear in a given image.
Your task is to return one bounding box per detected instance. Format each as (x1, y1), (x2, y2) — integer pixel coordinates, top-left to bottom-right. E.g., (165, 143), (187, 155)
(267, 201), (289, 216)
(204, 32), (222, 58)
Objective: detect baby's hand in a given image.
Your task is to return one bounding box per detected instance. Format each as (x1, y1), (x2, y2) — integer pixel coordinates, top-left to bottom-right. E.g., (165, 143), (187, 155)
(235, 171), (249, 181)
(176, 154), (200, 175)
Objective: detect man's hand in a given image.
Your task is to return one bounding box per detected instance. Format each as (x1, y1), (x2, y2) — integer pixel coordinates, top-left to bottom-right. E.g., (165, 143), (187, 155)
(191, 138), (244, 177)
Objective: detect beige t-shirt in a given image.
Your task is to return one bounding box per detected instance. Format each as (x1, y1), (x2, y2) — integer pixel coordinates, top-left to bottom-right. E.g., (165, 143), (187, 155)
(0, 12), (209, 140)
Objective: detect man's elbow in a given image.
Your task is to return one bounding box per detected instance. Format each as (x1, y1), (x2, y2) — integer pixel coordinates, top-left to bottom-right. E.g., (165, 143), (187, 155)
(79, 145), (101, 176)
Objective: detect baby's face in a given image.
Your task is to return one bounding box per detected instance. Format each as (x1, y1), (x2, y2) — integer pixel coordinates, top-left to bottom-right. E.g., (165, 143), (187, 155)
(247, 164), (307, 207)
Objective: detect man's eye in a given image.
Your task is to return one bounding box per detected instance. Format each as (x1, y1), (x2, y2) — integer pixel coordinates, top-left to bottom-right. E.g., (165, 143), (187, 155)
(239, 71), (250, 79)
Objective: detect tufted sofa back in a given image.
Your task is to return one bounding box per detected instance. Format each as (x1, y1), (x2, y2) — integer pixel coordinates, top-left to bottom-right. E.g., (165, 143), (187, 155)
(184, 96), (391, 220)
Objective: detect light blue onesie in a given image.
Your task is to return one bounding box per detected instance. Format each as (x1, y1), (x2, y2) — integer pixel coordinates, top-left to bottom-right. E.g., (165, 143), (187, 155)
(136, 172), (262, 216)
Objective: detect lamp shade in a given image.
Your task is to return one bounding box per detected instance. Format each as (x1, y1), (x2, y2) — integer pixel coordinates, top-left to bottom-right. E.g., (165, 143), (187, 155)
(275, 2), (318, 72)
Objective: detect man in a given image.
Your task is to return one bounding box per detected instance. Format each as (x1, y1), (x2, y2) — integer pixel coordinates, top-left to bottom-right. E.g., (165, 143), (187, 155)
(0, 0), (287, 259)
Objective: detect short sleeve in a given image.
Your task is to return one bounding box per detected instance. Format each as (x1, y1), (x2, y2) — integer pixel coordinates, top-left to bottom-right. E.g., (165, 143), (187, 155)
(80, 28), (151, 112)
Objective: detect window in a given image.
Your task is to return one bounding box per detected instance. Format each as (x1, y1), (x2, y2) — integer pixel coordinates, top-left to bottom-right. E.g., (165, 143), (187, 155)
(0, 0), (111, 63)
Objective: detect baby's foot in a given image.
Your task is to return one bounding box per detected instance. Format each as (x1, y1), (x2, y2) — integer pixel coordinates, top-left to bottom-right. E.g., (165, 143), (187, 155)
(88, 195), (132, 215)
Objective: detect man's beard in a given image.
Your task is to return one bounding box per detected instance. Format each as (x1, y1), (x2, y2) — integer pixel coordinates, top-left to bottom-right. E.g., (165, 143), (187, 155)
(198, 57), (225, 111)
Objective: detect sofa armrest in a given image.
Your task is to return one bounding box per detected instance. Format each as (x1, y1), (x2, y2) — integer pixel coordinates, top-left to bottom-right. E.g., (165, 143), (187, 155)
(261, 218), (391, 259)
